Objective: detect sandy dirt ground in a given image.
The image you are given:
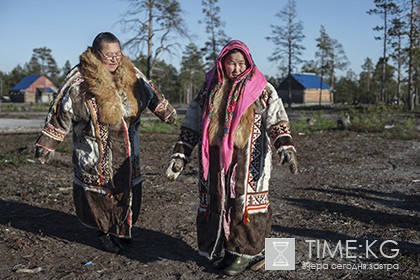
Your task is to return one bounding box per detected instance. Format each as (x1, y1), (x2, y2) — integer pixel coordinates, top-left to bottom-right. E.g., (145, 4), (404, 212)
(0, 126), (419, 279)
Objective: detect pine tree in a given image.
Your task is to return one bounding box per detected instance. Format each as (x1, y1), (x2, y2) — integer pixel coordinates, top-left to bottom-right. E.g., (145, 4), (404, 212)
(367, 0), (400, 103)
(359, 58), (375, 104)
(200, 0), (230, 69)
(315, 25), (332, 105)
(119, 0), (189, 79)
(179, 43), (205, 104)
(266, 0), (305, 108)
(26, 47), (60, 84)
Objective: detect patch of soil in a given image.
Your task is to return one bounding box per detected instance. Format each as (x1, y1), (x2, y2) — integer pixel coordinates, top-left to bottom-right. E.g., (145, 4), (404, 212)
(0, 130), (419, 279)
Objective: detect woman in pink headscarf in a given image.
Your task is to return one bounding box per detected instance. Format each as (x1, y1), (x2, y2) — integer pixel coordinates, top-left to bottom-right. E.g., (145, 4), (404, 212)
(166, 40), (298, 276)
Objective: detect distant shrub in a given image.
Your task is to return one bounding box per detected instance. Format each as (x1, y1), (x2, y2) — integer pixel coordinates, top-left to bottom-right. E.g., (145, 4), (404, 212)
(291, 105), (419, 140)
(0, 103), (49, 112)
(139, 118), (181, 134)
(292, 111), (337, 135)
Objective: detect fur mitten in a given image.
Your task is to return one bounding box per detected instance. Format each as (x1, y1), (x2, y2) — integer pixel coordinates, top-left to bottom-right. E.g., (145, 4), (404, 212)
(34, 146), (55, 164)
(166, 158), (185, 181)
(279, 146), (298, 174)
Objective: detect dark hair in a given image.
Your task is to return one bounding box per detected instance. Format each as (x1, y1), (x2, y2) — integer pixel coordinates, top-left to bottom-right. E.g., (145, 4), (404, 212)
(222, 49), (249, 67)
(92, 32), (121, 56)
(226, 49), (243, 56)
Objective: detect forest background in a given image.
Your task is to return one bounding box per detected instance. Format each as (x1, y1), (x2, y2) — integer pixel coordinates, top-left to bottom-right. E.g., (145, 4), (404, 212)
(0, 2), (419, 278)
(0, 0), (420, 110)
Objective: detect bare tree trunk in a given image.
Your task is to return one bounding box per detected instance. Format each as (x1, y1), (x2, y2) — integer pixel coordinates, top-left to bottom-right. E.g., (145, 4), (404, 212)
(319, 54), (324, 106)
(330, 63), (335, 104)
(287, 40), (292, 109)
(188, 74), (192, 104)
(211, 21), (217, 66)
(147, 0), (154, 79)
(319, 76), (324, 106)
(287, 73), (292, 109)
(397, 34), (402, 105)
(408, 0), (416, 110)
(381, 2), (387, 103)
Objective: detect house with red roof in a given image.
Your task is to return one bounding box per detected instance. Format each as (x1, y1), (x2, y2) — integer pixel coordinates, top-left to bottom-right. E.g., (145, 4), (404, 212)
(9, 74), (57, 103)
(277, 73), (332, 105)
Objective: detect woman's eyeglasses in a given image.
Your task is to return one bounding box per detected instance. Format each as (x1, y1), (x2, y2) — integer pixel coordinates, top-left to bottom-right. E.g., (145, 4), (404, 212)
(100, 51), (122, 61)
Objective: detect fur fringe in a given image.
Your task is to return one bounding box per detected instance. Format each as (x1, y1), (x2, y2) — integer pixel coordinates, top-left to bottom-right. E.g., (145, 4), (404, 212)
(79, 48), (139, 125)
(208, 82), (254, 149)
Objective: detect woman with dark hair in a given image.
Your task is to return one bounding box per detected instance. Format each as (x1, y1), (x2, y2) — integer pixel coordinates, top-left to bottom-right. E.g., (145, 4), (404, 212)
(166, 40), (298, 276)
(35, 32), (176, 253)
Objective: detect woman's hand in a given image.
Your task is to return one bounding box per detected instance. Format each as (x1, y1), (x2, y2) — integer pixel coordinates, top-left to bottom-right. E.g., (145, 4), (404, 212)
(279, 147), (298, 174)
(166, 158), (185, 181)
(34, 146), (54, 164)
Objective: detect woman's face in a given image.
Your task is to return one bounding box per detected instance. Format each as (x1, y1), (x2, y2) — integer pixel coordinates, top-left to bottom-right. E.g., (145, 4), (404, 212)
(223, 51), (248, 80)
(98, 42), (122, 73)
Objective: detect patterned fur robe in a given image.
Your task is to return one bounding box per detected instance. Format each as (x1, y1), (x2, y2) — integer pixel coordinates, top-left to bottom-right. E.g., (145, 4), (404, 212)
(172, 82), (294, 258)
(36, 48), (176, 237)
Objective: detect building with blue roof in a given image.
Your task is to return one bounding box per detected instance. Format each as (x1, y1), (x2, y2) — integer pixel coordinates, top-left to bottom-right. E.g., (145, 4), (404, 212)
(277, 73), (332, 105)
(9, 74), (57, 103)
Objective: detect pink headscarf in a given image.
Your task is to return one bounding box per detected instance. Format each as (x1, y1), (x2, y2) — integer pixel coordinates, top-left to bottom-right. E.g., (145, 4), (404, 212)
(201, 40), (267, 180)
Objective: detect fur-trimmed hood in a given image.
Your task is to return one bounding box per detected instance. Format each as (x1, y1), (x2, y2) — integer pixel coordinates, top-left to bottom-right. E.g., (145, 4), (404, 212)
(79, 48), (139, 125)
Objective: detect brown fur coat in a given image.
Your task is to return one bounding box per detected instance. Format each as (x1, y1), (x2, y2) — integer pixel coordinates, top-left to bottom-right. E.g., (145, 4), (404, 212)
(209, 81), (254, 149)
(79, 48), (139, 125)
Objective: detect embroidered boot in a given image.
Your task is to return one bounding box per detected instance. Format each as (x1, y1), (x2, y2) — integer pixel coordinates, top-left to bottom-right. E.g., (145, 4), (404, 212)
(212, 252), (236, 270)
(223, 256), (250, 276)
